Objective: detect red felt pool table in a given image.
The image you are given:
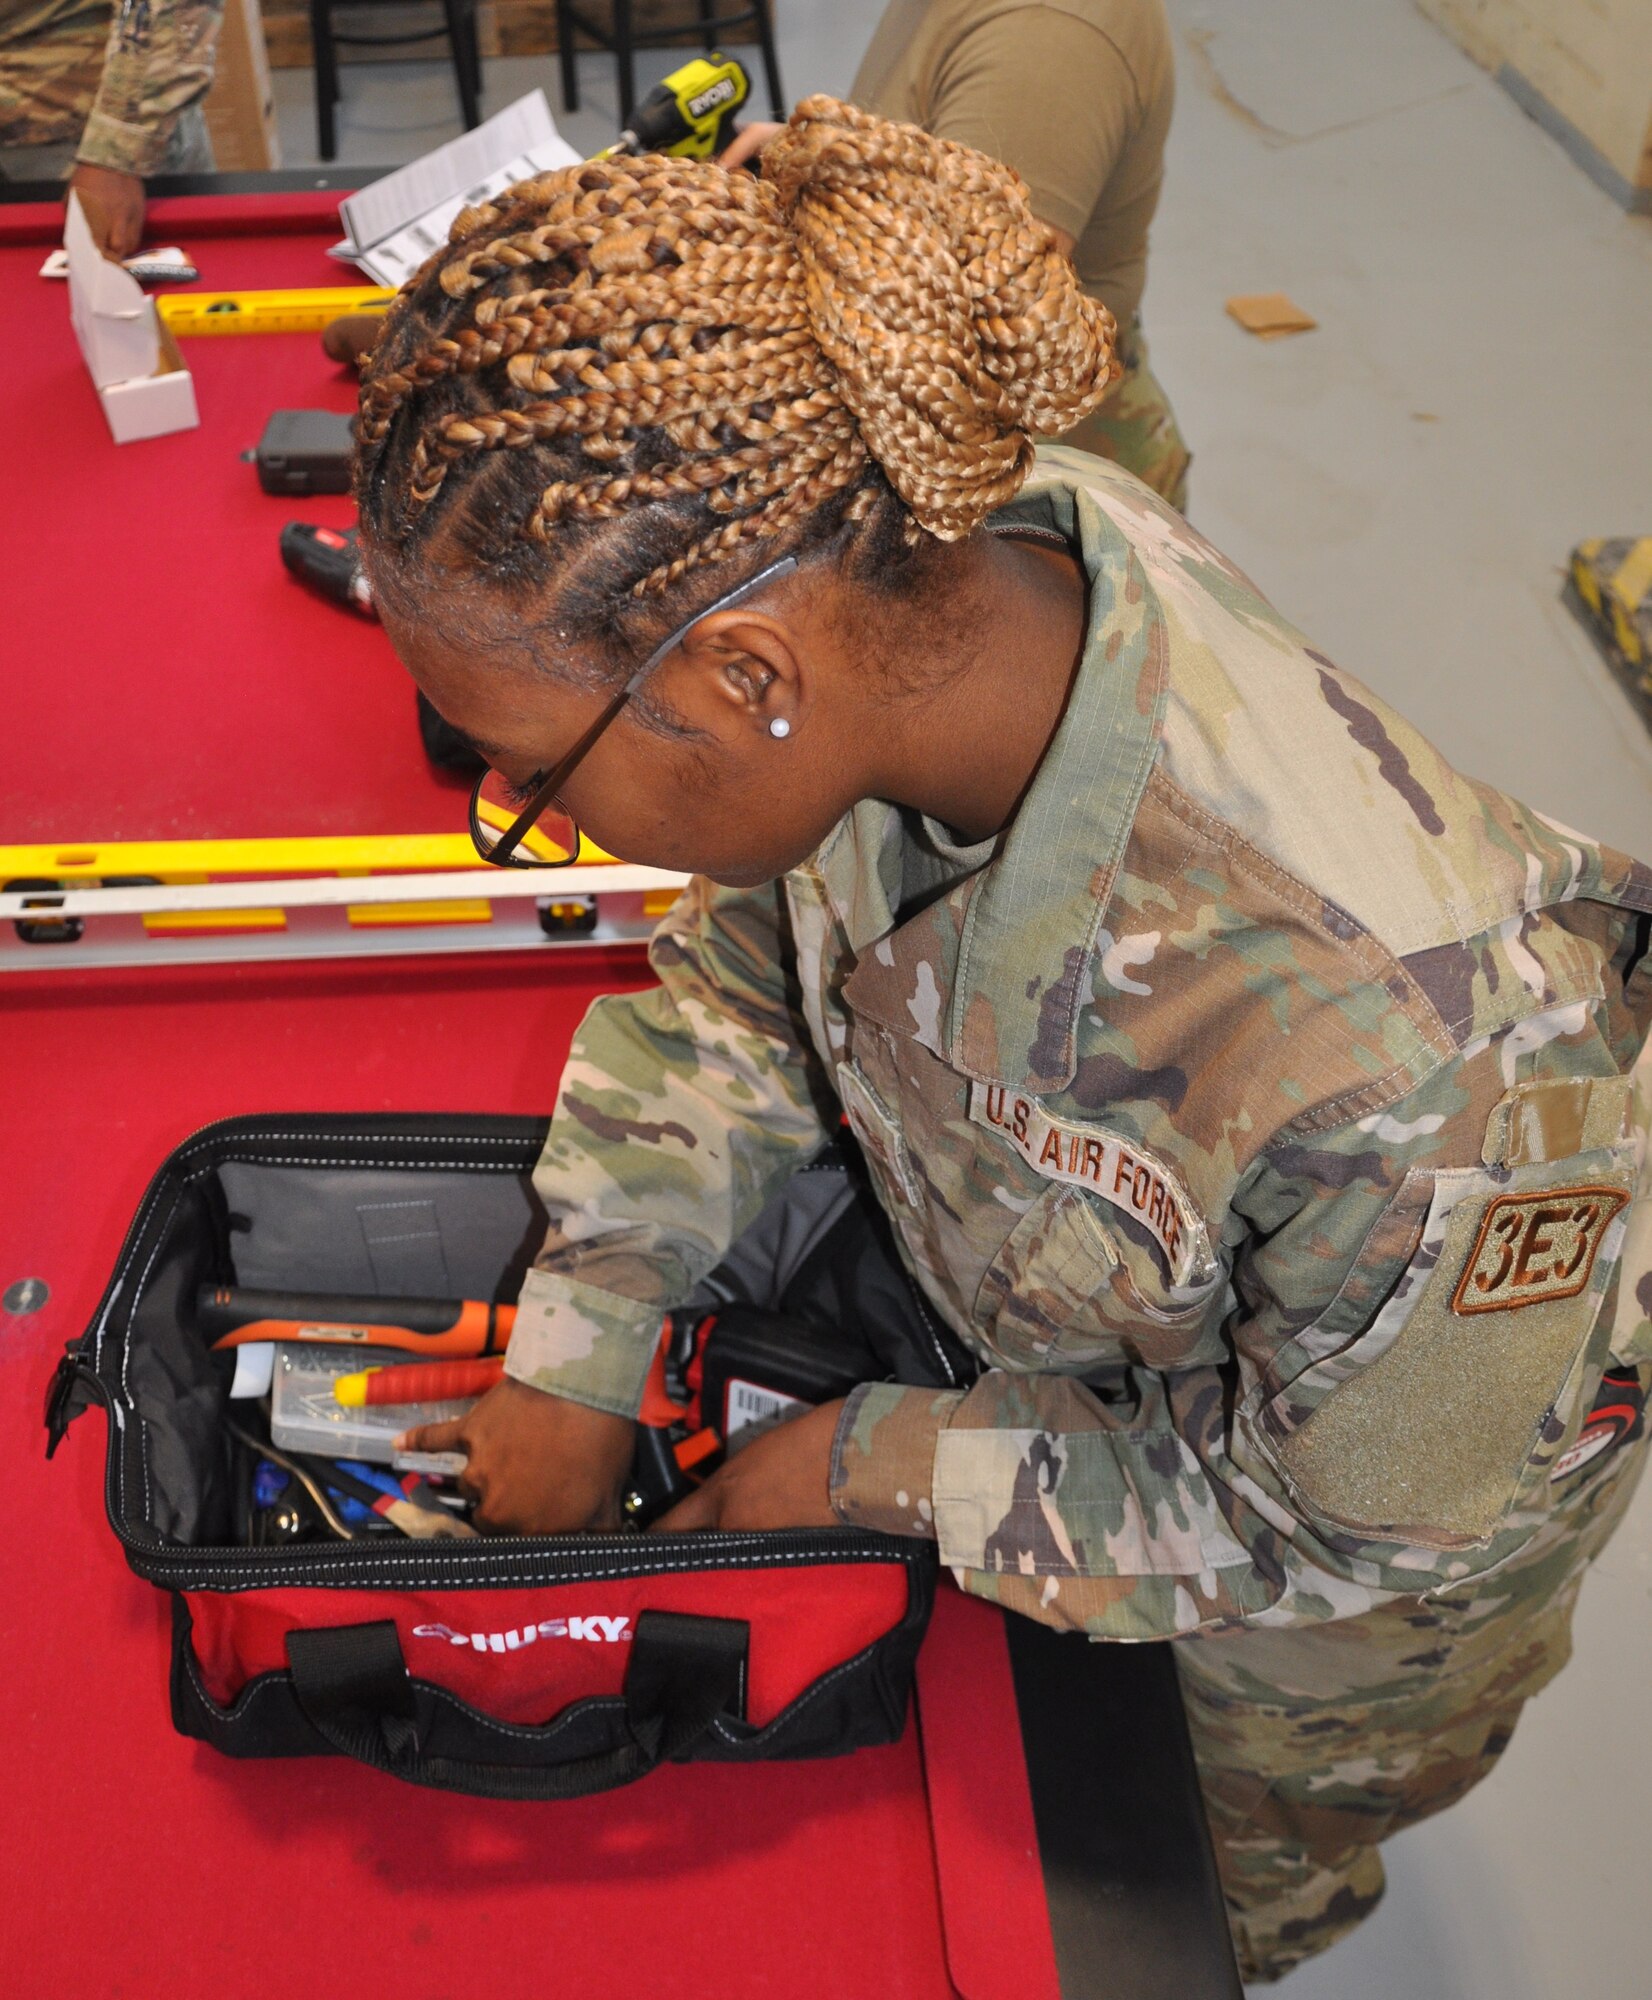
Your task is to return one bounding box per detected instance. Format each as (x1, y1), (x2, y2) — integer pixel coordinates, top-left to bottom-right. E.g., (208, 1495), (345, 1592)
(1, 951), (1062, 2000)
(0, 185), (454, 850)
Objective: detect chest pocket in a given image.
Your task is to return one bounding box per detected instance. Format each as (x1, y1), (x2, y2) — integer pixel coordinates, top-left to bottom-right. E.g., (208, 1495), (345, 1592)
(1258, 1145), (1637, 1553)
(976, 1181), (1227, 1373)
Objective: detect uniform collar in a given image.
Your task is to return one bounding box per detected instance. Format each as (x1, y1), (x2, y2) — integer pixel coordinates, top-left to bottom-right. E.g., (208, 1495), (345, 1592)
(831, 461), (1168, 1093)
(949, 470), (1167, 1089)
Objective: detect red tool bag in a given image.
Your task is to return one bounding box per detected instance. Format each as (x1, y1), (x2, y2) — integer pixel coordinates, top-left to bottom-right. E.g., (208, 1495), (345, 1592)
(44, 1114), (935, 1798)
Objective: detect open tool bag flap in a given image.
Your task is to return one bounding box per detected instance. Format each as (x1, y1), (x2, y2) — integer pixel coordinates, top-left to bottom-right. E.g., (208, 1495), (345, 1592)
(45, 1112), (936, 1797)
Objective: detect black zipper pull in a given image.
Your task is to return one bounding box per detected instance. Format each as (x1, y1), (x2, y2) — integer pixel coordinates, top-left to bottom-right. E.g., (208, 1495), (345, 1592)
(44, 1346), (99, 1459)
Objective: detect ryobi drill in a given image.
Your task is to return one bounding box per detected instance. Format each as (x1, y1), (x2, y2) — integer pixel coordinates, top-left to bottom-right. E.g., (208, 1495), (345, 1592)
(601, 52), (751, 161)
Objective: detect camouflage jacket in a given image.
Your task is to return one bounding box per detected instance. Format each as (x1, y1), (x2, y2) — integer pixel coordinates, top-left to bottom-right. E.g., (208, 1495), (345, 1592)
(510, 445), (1652, 1638)
(0, 0), (222, 173)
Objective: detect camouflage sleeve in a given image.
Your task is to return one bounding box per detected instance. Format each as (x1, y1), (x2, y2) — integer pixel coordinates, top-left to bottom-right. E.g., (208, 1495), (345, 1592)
(77, 0), (223, 177)
(831, 1368), (1274, 1640)
(506, 874), (835, 1417)
(832, 988), (1650, 1639)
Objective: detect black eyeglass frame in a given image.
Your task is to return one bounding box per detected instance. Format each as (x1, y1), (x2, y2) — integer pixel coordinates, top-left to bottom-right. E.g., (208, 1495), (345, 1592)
(468, 553), (803, 869)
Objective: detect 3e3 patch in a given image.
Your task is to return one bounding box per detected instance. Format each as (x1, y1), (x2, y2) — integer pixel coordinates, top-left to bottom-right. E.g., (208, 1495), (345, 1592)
(1452, 1185), (1629, 1316)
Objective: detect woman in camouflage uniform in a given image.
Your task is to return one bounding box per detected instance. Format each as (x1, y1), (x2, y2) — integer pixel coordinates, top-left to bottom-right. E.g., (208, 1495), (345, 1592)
(357, 100), (1651, 1980)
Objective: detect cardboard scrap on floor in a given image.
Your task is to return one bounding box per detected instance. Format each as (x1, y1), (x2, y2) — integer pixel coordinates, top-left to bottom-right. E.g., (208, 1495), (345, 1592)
(1225, 292), (1318, 338)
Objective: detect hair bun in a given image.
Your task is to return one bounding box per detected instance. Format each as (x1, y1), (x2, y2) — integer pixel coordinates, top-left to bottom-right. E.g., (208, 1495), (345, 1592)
(762, 96), (1118, 540)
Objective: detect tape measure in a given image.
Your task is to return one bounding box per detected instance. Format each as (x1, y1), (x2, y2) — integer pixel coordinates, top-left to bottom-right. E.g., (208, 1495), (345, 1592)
(156, 285), (396, 338)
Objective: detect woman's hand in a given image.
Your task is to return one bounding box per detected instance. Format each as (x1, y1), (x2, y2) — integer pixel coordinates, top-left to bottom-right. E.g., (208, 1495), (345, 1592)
(397, 1376), (635, 1535)
(653, 1398), (845, 1533)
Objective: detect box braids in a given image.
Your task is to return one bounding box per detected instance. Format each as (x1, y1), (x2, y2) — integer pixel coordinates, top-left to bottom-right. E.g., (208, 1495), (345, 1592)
(355, 96), (1118, 669)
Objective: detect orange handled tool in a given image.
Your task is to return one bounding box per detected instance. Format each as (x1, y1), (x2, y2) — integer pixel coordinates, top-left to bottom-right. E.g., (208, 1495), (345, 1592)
(199, 1286), (515, 1357)
(637, 1323), (694, 1428)
(333, 1359), (507, 1407)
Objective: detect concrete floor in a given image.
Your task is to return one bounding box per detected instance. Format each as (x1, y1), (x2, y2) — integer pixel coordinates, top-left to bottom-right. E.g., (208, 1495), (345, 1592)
(276, 4), (1652, 1993)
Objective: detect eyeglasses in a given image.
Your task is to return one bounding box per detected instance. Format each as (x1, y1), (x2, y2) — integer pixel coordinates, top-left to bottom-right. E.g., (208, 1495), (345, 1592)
(468, 554), (802, 868)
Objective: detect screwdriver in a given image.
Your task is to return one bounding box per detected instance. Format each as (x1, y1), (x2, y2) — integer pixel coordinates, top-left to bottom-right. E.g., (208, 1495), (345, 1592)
(200, 1285), (515, 1357)
(334, 1358), (507, 1407)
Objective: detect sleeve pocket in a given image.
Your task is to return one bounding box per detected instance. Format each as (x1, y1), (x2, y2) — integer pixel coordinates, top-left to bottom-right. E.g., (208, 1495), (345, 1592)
(1260, 1150), (1636, 1550)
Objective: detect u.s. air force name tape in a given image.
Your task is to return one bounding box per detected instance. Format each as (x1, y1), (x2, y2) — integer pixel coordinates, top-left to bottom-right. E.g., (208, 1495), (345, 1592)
(969, 1084), (1212, 1286)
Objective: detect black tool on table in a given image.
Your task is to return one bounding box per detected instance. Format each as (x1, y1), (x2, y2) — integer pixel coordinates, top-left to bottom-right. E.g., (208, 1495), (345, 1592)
(273, 518), (486, 771)
(279, 521), (375, 615)
(256, 409), (354, 494)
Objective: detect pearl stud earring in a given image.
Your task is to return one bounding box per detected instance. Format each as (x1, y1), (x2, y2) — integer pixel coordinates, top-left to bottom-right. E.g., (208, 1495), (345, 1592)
(769, 717), (791, 739)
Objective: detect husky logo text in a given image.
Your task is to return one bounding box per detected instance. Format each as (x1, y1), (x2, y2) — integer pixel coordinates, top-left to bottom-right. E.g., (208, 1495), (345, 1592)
(413, 1615), (632, 1653)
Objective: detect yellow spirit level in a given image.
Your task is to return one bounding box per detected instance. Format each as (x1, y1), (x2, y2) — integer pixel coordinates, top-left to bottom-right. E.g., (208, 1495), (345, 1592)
(156, 285), (397, 338)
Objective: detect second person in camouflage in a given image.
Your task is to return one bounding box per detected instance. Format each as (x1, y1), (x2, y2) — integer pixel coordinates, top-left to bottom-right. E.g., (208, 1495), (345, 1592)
(0, 0), (223, 255)
(356, 100), (1652, 1978)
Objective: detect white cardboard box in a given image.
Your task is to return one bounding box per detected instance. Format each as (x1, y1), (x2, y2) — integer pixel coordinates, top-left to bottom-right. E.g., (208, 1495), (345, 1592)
(65, 192), (199, 444)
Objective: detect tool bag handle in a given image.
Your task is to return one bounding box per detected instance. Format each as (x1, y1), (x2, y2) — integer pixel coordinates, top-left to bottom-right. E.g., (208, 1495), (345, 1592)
(285, 1610), (746, 1799)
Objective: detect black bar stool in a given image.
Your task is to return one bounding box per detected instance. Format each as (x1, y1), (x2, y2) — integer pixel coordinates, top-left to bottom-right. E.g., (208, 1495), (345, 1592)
(554, 1), (785, 127)
(309, 0), (484, 162)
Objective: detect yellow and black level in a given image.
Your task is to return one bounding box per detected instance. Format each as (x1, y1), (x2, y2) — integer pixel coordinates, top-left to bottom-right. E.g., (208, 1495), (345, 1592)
(156, 285), (397, 338)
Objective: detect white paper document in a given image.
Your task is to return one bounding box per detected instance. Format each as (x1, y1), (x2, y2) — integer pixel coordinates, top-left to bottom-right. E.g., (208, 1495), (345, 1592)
(333, 90), (581, 286)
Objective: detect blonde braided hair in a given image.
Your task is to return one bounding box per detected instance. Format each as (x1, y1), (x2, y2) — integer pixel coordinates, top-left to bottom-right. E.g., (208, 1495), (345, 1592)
(356, 95), (1116, 644)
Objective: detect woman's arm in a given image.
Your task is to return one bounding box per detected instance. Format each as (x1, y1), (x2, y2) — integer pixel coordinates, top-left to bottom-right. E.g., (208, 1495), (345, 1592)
(505, 872), (837, 1418)
(402, 873), (837, 1533)
(670, 996), (1648, 1637)
(829, 1037), (1644, 1638)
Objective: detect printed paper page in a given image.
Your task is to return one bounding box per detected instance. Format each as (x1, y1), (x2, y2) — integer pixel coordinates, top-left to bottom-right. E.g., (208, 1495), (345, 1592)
(349, 139), (582, 285)
(338, 91), (576, 254)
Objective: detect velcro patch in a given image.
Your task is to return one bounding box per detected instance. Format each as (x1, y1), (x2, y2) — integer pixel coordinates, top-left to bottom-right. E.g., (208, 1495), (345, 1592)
(968, 1084), (1209, 1286)
(1452, 1184), (1629, 1316)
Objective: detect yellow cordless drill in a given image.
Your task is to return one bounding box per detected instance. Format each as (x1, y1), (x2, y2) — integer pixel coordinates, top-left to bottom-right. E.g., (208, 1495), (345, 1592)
(601, 53), (752, 161)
